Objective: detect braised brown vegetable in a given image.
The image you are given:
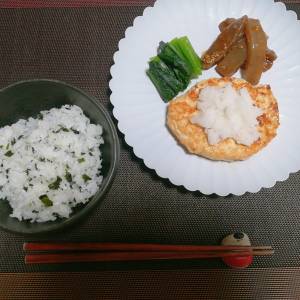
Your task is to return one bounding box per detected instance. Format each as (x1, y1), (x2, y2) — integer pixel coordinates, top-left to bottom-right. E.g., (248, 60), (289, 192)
(218, 17), (277, 74)
(202, 16), (247, 69)
(215, 38), (247, 77)
(242, 18), (267, 85)
(220, 18), (269, 40)
(204, 16), (277, 84)
(218, 18), (236, 32)
(263, 49), (277, 72)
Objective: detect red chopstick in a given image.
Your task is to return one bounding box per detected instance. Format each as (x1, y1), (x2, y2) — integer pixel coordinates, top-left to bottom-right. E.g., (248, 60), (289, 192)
(23, 242), (274, 264)
(25, 250), (260, 264)
(23, 242), (272, 252)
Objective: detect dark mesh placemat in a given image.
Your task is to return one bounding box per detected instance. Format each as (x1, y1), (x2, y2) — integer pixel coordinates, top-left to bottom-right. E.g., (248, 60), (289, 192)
(0, 3), (299, 273)
(1, 268), (300, 299)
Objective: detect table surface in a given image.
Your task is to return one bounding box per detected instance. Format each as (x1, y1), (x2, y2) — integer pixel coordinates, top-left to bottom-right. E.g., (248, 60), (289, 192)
(0, 0), (300, 299)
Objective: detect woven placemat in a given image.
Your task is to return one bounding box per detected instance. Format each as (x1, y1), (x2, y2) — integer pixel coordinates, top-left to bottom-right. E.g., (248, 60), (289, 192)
(1, 268), (300, 299)
(0, 2), (299, 275)
(1, 0), (300, 7)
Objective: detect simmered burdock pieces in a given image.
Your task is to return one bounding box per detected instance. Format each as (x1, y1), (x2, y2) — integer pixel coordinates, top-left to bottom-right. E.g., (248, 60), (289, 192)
(201, 16), (247, 69)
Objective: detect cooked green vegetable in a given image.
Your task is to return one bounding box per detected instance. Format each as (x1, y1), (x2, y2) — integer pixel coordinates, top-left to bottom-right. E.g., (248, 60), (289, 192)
(5, 151), (13, 157)
(48, 176), (62, 190)
(158, 41), (191, 85)
(146, 68), (177, 102)
(71, 128), (80, 134)
(149, 57), (185, 91)
(54, 126), (70, 133)
(82, 174), (91, 183)
(173, 68), (190, 90)
(78, 157), (85, 163)
(65, 171), (72, 183)
(39, 195), (53, 207)
(169, 37), (202, 78)
(147, 36), (202, 102)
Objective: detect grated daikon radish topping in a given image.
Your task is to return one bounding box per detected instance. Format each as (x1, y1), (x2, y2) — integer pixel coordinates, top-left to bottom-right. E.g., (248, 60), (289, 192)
(191, 83), (262, 146)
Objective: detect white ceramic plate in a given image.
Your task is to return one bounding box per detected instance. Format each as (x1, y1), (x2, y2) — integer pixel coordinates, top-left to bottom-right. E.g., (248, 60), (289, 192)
(110, 0), (300, 196)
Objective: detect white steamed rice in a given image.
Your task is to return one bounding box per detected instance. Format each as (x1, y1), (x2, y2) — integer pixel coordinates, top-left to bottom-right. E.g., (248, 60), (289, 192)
(0, 105), (104, 223)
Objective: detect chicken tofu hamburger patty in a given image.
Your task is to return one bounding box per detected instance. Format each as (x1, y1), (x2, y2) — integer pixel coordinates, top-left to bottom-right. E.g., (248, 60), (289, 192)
(167, 77), (279, 161)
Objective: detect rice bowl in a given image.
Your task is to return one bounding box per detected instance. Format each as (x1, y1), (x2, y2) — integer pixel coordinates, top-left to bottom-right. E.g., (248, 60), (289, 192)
(0, 79), (119, 234)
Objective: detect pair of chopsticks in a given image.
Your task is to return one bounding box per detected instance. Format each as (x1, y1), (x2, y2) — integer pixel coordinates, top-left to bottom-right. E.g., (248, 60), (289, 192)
(23, 242), (274, 264)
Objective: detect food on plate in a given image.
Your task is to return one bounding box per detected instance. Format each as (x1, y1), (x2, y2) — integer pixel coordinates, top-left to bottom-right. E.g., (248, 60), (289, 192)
(202, 16), (277, 85)
(218, 18), (237, 32)
(202, 16), (247, 69)
(147, 56), (185, 101)
(147, 36), (202, 102)
(146, 17), (280, 161)
(218, 18), (277, 73)
(215, 38), (247, 77)
(167, 77), (279, 161)
(264, 49), (277, 72)
(242, 18), (267, 85)
(0, 105), (104, 222)
(158, 38), (202, 79)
